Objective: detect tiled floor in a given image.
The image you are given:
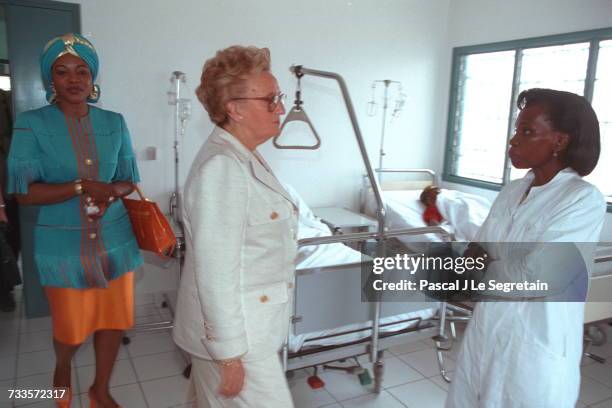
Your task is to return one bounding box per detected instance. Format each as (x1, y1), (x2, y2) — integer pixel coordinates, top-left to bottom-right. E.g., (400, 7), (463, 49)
(2, 290), (612, 408)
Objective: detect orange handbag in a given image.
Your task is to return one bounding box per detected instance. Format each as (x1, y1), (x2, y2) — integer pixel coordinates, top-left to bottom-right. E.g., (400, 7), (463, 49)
(122, 185), (177, 257)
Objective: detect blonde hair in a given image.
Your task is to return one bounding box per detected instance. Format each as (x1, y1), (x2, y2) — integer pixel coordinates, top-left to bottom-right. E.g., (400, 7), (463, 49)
(196, 45), (271, 125)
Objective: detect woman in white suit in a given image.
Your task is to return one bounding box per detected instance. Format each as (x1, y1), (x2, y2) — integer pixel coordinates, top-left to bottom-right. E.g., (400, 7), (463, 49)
(173, 45), (297, 407)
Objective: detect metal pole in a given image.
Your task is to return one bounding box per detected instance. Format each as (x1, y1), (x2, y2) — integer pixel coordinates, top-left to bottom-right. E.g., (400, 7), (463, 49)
(290, 65), (386, 365)
(378, 80), (390, 184)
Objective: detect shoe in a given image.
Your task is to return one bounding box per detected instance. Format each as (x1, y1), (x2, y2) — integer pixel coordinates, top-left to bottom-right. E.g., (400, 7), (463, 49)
(89, 388), (122, 408)
(0, 291), (15, 312)
(88, 388), (96, 408)
(54, 387), (71, 408)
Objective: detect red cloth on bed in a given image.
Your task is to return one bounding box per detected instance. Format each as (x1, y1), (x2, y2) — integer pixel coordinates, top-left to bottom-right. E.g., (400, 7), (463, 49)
(423, 205), (443, 224)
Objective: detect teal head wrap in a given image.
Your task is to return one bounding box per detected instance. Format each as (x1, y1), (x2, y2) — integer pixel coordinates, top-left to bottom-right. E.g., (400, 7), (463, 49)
(40, 33), (100, 103)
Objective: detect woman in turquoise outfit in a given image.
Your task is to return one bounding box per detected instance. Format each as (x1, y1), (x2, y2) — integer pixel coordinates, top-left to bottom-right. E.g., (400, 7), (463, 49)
(8, 33), (143, 407)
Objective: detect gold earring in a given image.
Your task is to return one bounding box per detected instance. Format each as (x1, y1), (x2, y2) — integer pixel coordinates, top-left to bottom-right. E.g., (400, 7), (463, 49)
(89, 84), (100, 102)
(50, 83), (57, 103)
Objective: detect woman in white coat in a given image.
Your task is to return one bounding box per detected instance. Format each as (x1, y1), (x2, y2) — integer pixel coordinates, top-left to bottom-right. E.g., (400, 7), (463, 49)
(173, 46), (298, 407)
(446, 88), (606, 408)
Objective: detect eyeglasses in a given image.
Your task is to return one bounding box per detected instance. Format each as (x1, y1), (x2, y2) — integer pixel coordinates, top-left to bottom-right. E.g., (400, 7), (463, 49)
(232, 93), (286, 112)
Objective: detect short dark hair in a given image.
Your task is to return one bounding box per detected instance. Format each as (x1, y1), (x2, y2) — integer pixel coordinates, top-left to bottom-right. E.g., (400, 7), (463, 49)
(516, 88), (600, 176)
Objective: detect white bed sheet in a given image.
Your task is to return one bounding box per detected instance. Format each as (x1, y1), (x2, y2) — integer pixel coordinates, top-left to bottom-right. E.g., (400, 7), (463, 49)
(284, 183), (363, 270)
(364, 189), (491, 246)
(288, 306), (437, 353)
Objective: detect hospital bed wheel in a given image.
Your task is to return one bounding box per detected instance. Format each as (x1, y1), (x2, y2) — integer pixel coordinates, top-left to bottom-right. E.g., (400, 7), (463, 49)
(122, 336), (130, 345)
(587, 325), (608, 346)
(183, 364), (192, 379)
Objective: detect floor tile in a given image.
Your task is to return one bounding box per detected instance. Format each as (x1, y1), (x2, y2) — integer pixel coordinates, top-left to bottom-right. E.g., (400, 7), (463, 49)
(387, 378), (447, 408)
(582, 361), (612, 388)
(15, 395), (81, 407)
(289, 375), (337, 408)
(388, 340), (432, 356)
(428, 373), (452, 392)
(73, 342), (128, 367)
(0, 379), (14, 406)
(0, 334), (18, 358)
(82, 383), (148, 408)
(132, 350), (187, 382)
(141, 374), (192, 408)
(397, 349), (454, 378)
(591, 341), (612, 359)
(76, 359), (137, 391)
(15, 371), (79, 406)
(19, 330), (54, 353)
(20, 317), (52, 334)
(0, 354), (16, 381)
(17, 350), (56, 377)
(0, 320), (20, 337)
(340, 390), (405, 407)
(125, 330), (178, 358)
(590, 397), (612, 408)
(579, 374), (612, 406)
(380, 356), (424, 388)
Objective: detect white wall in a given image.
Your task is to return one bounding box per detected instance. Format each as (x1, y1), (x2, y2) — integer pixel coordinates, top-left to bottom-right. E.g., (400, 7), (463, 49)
(437, 0), (612, 242)
(76, 0), (450, 210)
(73, 0), (451, 297)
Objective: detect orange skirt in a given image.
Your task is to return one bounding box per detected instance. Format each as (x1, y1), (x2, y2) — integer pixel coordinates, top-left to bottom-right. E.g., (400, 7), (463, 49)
(44, 272), (134, 345)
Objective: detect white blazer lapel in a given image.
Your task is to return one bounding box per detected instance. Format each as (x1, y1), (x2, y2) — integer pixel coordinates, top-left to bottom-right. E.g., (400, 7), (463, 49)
(249, 153), (296, 208)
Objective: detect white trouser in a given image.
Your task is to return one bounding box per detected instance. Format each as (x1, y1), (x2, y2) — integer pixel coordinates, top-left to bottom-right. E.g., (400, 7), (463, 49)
(189, 354), (294, 408)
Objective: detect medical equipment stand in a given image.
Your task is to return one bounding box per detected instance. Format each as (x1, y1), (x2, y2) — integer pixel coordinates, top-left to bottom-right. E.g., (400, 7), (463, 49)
(367, 80), (404, 183)
(123, 73), (190, 376)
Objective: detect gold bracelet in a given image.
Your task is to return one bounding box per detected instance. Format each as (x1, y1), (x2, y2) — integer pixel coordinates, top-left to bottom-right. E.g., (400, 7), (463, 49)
(217, 359), (240, 367)
(74, 179), (83, 195)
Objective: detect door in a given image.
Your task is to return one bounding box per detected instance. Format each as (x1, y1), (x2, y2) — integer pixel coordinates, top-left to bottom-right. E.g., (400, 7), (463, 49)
(4, 0), (80, 115)
(1, 0), (80, 317)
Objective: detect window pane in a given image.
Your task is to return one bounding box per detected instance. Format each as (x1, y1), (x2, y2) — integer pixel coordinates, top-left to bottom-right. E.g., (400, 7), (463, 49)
(518, 42), (590, 95)
(452, 50), (515, 183)
(510, 42), (590, 180)
(586, 39), (612, 201)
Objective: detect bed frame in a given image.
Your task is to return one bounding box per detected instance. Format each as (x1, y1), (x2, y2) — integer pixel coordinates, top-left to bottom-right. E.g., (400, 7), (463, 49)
(278, 66), (469, 392)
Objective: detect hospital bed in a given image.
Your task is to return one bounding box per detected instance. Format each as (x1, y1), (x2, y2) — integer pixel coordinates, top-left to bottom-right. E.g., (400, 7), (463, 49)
(276, 66), (470, 392)
(285, 186), (464, 390)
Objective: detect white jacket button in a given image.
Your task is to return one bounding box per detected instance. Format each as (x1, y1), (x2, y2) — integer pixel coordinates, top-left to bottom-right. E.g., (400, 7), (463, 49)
(270, 211), (279, 220)
(260, 295), (269, 303)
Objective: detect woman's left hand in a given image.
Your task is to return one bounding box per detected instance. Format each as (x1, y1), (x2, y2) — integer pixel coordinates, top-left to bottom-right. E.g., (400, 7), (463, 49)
(217, 359), (245, 398)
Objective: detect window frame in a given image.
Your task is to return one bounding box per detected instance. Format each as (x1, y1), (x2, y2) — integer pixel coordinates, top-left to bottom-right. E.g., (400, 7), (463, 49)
(442, 27), (612, 211)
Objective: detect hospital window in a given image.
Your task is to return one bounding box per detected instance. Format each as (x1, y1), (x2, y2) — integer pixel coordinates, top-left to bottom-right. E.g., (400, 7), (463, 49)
(443, 28), (612, 207)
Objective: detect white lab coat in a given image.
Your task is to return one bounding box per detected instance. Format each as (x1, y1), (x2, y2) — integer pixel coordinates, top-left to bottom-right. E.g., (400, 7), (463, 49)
(446, 168), (606, 408)
(173, 126), (298, 363)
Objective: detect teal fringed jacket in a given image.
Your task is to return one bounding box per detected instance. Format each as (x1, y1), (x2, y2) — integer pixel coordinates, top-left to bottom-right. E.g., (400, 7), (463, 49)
(7, 104), (143, 289)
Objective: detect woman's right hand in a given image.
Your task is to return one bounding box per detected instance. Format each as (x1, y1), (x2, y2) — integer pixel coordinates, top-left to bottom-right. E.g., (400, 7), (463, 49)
(81, 179), (114, 203)
(217, 359), (245, 398)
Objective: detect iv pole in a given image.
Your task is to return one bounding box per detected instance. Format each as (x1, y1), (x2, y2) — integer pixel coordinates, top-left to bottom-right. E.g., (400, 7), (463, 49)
(369, 79), (404, 183)
(168, 71), (190, 229)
